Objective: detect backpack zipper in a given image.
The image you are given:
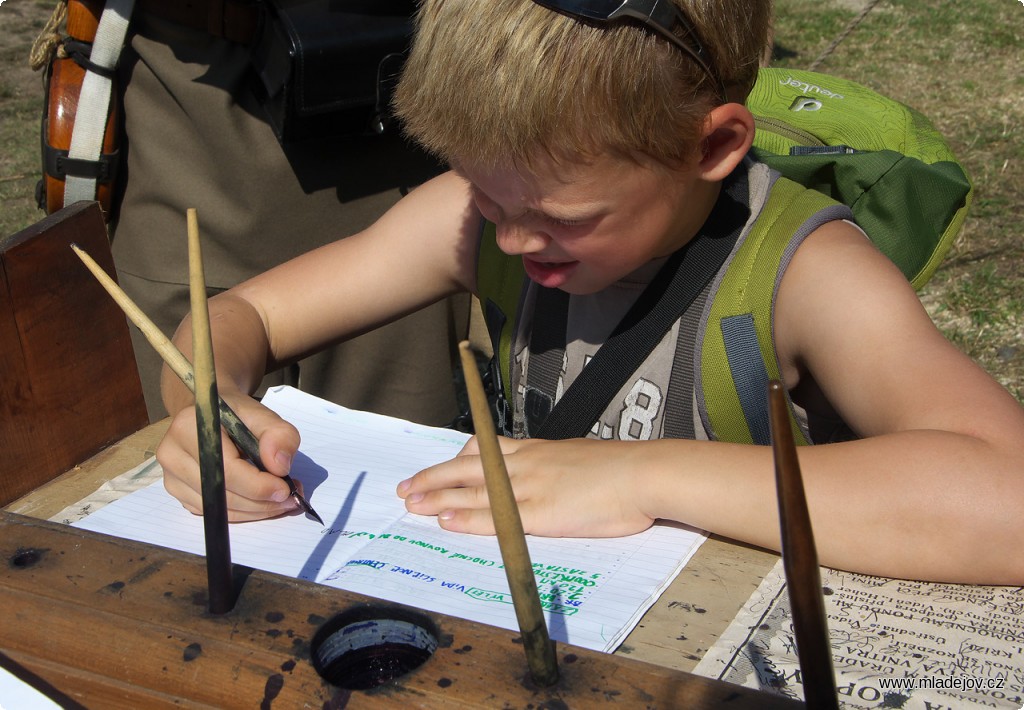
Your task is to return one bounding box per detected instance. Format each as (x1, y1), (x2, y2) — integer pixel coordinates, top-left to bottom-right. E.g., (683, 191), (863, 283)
(754, 116), (826, 147)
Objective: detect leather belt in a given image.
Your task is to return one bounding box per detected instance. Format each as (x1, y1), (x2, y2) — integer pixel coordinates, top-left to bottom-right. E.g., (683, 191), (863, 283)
(134, 0), (261, 45)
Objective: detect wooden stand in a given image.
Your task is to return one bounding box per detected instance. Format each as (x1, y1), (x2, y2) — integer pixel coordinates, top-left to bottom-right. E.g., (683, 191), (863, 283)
(0, 202), (148, 505)
(0, 206), (802, 706)
(1, 512), (801, 708)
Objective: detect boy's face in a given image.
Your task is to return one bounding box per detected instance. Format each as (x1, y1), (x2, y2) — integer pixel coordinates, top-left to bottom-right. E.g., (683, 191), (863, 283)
(459, 151), (713, 295)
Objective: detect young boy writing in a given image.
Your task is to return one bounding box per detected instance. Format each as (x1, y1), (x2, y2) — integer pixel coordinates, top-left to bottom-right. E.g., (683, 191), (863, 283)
(156, 0), (1024, 585)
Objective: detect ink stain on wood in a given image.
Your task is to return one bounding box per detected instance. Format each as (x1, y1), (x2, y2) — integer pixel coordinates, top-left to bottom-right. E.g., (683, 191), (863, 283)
(102, 581), (125, 594)
(266, 611), (285, 623)
(260, 673), (284, 709)
(291, 636), (311, 658)
(182, 643), (203, 662)
(452, 645), (473, 655)
(10, 548), (45, 568)
(280, 659), (296, 673)
(437, 677), (452, 688)
(307, 613), (326, 626)
(127, 563), (163, 585)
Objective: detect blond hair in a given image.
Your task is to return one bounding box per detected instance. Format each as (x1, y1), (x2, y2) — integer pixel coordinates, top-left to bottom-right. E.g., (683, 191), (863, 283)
(394, 0), (772, 169)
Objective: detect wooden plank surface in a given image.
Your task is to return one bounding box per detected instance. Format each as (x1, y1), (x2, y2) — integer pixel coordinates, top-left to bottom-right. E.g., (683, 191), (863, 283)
(4, 419), (168, 521)
(1, 511), (800, 708)
(620, 535), (779, 671)
(0, 202), (148, 505)
(4, 419), (780, 676)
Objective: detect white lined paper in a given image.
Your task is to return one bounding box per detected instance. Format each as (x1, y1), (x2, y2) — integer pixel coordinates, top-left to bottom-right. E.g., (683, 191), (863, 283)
(75, 386), (705, 652)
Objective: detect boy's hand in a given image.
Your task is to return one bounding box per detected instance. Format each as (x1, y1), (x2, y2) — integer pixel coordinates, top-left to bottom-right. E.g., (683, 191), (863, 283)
(397, 437), (654, 538)
(156, 393), (302, 522)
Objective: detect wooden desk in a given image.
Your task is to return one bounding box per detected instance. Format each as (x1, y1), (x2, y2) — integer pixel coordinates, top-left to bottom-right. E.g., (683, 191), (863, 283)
(2, 422), (794, 708)
(5, 420), (168, 522)
(4, 420), (779, 676)
(9, 424), (1021, 710)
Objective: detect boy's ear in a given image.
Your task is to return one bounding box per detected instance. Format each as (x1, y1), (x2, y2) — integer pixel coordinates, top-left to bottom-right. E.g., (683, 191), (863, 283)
(698, 103), (756, 182)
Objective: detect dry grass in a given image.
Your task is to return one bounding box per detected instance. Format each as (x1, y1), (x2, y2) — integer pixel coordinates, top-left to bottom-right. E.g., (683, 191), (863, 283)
(0, 1), (53, 235)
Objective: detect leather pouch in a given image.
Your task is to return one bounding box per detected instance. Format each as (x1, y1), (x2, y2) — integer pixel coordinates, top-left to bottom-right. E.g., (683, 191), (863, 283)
(250, 0), (416, 143)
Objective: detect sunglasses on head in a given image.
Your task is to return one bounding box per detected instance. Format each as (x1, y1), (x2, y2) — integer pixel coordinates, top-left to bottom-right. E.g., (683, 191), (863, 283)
(531, 0), (727, 102)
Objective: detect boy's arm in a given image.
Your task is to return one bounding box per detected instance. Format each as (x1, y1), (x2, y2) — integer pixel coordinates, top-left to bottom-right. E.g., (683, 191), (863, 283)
(765, 219), (1024, 582)
(400, 220), (1024, 584)
(157, 171), (481, 520)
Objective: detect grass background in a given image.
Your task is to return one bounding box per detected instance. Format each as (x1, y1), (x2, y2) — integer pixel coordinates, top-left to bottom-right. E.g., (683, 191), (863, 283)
(768, 0), (1024, 403)
(1, 0), (1022, 400)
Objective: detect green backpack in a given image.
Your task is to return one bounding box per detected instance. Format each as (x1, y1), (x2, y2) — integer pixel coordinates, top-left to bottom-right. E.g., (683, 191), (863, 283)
(746, 68), (972, 289)
(476, 67), (973, 442)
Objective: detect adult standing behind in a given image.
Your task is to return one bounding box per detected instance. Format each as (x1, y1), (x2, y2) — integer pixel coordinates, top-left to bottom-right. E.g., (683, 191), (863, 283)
(103, 1), (468, 424)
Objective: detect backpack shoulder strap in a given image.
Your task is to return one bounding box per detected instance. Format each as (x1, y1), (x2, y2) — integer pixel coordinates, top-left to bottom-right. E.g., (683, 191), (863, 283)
(698, 175), (851, 446)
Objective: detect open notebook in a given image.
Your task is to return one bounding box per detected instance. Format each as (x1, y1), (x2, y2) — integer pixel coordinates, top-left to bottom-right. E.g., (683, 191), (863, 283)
(76, 386), (705, 653)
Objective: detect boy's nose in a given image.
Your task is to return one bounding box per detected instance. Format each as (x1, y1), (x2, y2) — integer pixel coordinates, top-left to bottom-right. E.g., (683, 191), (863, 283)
(495, 221), (549, 256)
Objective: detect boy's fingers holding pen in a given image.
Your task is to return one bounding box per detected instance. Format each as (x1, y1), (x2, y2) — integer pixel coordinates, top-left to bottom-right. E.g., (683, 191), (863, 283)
(159, 424), (297, 521)
(228, 394), (302, 477)
(166, 473), (298, 521)
(216, 398), (302, 515)
(157, 404), (207, 495)
(157, 395), (302, 521)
